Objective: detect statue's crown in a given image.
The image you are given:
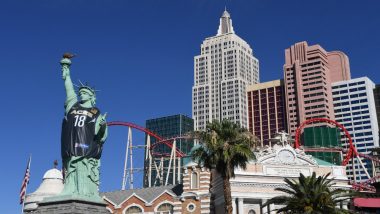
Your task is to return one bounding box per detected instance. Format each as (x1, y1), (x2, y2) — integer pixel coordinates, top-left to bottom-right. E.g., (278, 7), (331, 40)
(76, 80), (99, 95)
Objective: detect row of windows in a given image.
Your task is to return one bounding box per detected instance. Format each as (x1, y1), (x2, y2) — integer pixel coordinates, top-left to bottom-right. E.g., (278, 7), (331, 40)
(304, 91), (325, 98)
(335, 105), (368, 113)
(301, 61), (321, 67)
(350, 132), (373, 137)
(301, 65), (322, 73)
(122, 203), (174, 214)
(354, 138), (374, 144)
(352, 110), (370, 115)
(305, 109), (325, 115)
(332, 86), (366, 95)
(303, 86), (325, 92)
(303, 75), (323, 82)
(332, 81), (366, 89)
(301, 70), (322, 77)
(334, 99), (368, 107)
(302, 80), (325, 87)
(305, 104), (328, 110)
(333, 93), (367, 101)
(338, 120), (371, 126)
(201, 47), (253, 56)
(304, 98), (325, 104)
(344, 125), (372, 132)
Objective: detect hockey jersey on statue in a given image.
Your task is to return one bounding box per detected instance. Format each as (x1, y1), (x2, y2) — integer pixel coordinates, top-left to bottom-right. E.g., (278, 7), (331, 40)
(61, 102), (103, 159)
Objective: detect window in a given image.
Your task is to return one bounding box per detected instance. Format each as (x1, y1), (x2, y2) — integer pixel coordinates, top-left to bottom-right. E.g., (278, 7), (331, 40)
(125, 206), (143, 214)
(248, 210), (256, 214)
(187, 203), (196, 212)
(155, 203), (174, 214)
(191, 172), (199, 189)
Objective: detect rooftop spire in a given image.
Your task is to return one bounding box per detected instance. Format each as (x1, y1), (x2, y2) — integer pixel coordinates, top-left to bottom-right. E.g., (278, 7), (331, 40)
(217, 9), (235, 35)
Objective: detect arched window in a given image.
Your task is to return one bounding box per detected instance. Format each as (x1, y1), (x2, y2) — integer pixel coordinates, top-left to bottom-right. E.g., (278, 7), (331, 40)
(155, 203), (174, 214)
(125, 206), (142, 214)
(191, 172), (198, 189)
(248, 210), (256, 214)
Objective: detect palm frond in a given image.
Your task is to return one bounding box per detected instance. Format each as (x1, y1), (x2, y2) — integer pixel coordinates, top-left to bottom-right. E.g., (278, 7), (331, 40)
(265, 172), (355, 213)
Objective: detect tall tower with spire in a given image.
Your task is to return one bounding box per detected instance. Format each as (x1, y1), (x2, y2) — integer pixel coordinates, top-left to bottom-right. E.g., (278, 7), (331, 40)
(217, 9), (235, 35)
(192, 10), (259, 130)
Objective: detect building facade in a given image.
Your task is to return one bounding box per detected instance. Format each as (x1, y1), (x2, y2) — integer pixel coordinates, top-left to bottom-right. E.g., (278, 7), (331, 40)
(247, 80), (287, 146)
(332, 77), (379, 182)
(103, 143), (350, 214)
(284, 41), (350, 137)
(192, 10), (259, 131)
(212, 142), (350, 214)
(372, 148), (380, 178)
(103, 162), (213, 214)
(373, 84), (380, 131)
(144, 114), (194, 187)
(302, 126), (342, 165)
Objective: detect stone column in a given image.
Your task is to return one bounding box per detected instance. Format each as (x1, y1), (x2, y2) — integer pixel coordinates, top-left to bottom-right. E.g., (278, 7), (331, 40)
(269, 203), (275, 214)
(342, 201), (349, 210)
(232, 198), (237, 214)
(238, 198), (244, 214)
(261, 199), (268, 214)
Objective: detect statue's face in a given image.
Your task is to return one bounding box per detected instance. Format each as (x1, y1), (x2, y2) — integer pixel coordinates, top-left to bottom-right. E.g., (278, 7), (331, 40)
(79, 89), (94, 103)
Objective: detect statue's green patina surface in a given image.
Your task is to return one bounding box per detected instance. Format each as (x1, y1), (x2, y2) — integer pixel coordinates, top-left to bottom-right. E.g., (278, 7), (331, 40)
(57, 55), (108, 202)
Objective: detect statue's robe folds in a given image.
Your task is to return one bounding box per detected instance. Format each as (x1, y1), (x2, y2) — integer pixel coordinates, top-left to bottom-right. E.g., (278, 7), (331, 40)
(60, 102), (106, 199)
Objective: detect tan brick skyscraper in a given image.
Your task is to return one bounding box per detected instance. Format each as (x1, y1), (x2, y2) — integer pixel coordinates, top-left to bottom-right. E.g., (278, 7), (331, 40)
(284, 41), (350, 137)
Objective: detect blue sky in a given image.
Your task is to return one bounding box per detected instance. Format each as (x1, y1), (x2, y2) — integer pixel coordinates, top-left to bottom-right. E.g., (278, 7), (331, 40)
(1, 0), (379, 212)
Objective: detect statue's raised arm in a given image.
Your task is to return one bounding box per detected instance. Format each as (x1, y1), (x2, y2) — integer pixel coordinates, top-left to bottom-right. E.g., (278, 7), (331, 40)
(60, 53), (78, 114)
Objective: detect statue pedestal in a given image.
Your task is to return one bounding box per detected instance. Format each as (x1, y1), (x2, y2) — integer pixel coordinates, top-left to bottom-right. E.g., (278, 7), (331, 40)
(32, 198), (108, 214)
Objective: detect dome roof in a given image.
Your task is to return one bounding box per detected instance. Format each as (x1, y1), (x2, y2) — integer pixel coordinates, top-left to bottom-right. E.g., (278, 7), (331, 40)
(42, 168), (63, 179)
(23, 168), (64, 211)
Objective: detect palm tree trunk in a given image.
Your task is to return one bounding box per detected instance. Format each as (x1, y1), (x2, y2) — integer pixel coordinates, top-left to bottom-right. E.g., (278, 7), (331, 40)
(223, 175), (233, 214)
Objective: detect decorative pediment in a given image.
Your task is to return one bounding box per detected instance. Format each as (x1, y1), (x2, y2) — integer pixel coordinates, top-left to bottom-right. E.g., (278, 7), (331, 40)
(254, 144), (317, 166)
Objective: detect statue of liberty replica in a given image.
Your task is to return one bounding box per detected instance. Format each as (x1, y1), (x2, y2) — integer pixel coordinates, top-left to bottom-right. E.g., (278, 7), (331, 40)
(59, 53), (108, 201)
(28, 54), (109, 213)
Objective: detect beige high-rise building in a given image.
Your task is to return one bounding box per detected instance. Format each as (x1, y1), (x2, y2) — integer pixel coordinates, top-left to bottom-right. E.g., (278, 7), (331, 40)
(284, 41), (350, 137)
(192, 10), (259, 130)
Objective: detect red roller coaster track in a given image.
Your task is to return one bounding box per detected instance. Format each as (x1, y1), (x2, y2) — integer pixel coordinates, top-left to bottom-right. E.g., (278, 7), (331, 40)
(295, 118), (380, 192)
(107, 121), (185, 157)
(295, 118), (357, 166)
(108, 119), (379, 191)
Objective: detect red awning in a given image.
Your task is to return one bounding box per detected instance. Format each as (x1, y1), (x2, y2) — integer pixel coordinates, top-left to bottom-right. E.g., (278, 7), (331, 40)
(354, 198), (380, 208)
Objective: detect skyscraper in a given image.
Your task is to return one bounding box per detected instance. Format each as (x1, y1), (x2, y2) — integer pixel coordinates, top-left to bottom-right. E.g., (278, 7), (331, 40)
(144, 114), (194, 187)
(284, 41), (351, 137)
(247, 80), (287, 146)
(192, 10), (259, 130)
(332, 77), (379, 182)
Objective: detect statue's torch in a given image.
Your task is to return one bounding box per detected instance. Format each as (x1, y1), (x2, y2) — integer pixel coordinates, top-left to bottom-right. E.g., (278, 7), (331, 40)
(60, 53), (75, 79)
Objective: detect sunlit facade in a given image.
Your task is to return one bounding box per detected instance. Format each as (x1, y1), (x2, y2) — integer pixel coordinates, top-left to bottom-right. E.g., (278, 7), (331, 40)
(192, 10), (259, 130)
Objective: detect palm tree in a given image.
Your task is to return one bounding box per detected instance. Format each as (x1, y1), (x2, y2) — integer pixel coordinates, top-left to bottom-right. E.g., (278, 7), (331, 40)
(263, 172), (355, 214)
(191, 119), (257, 214)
